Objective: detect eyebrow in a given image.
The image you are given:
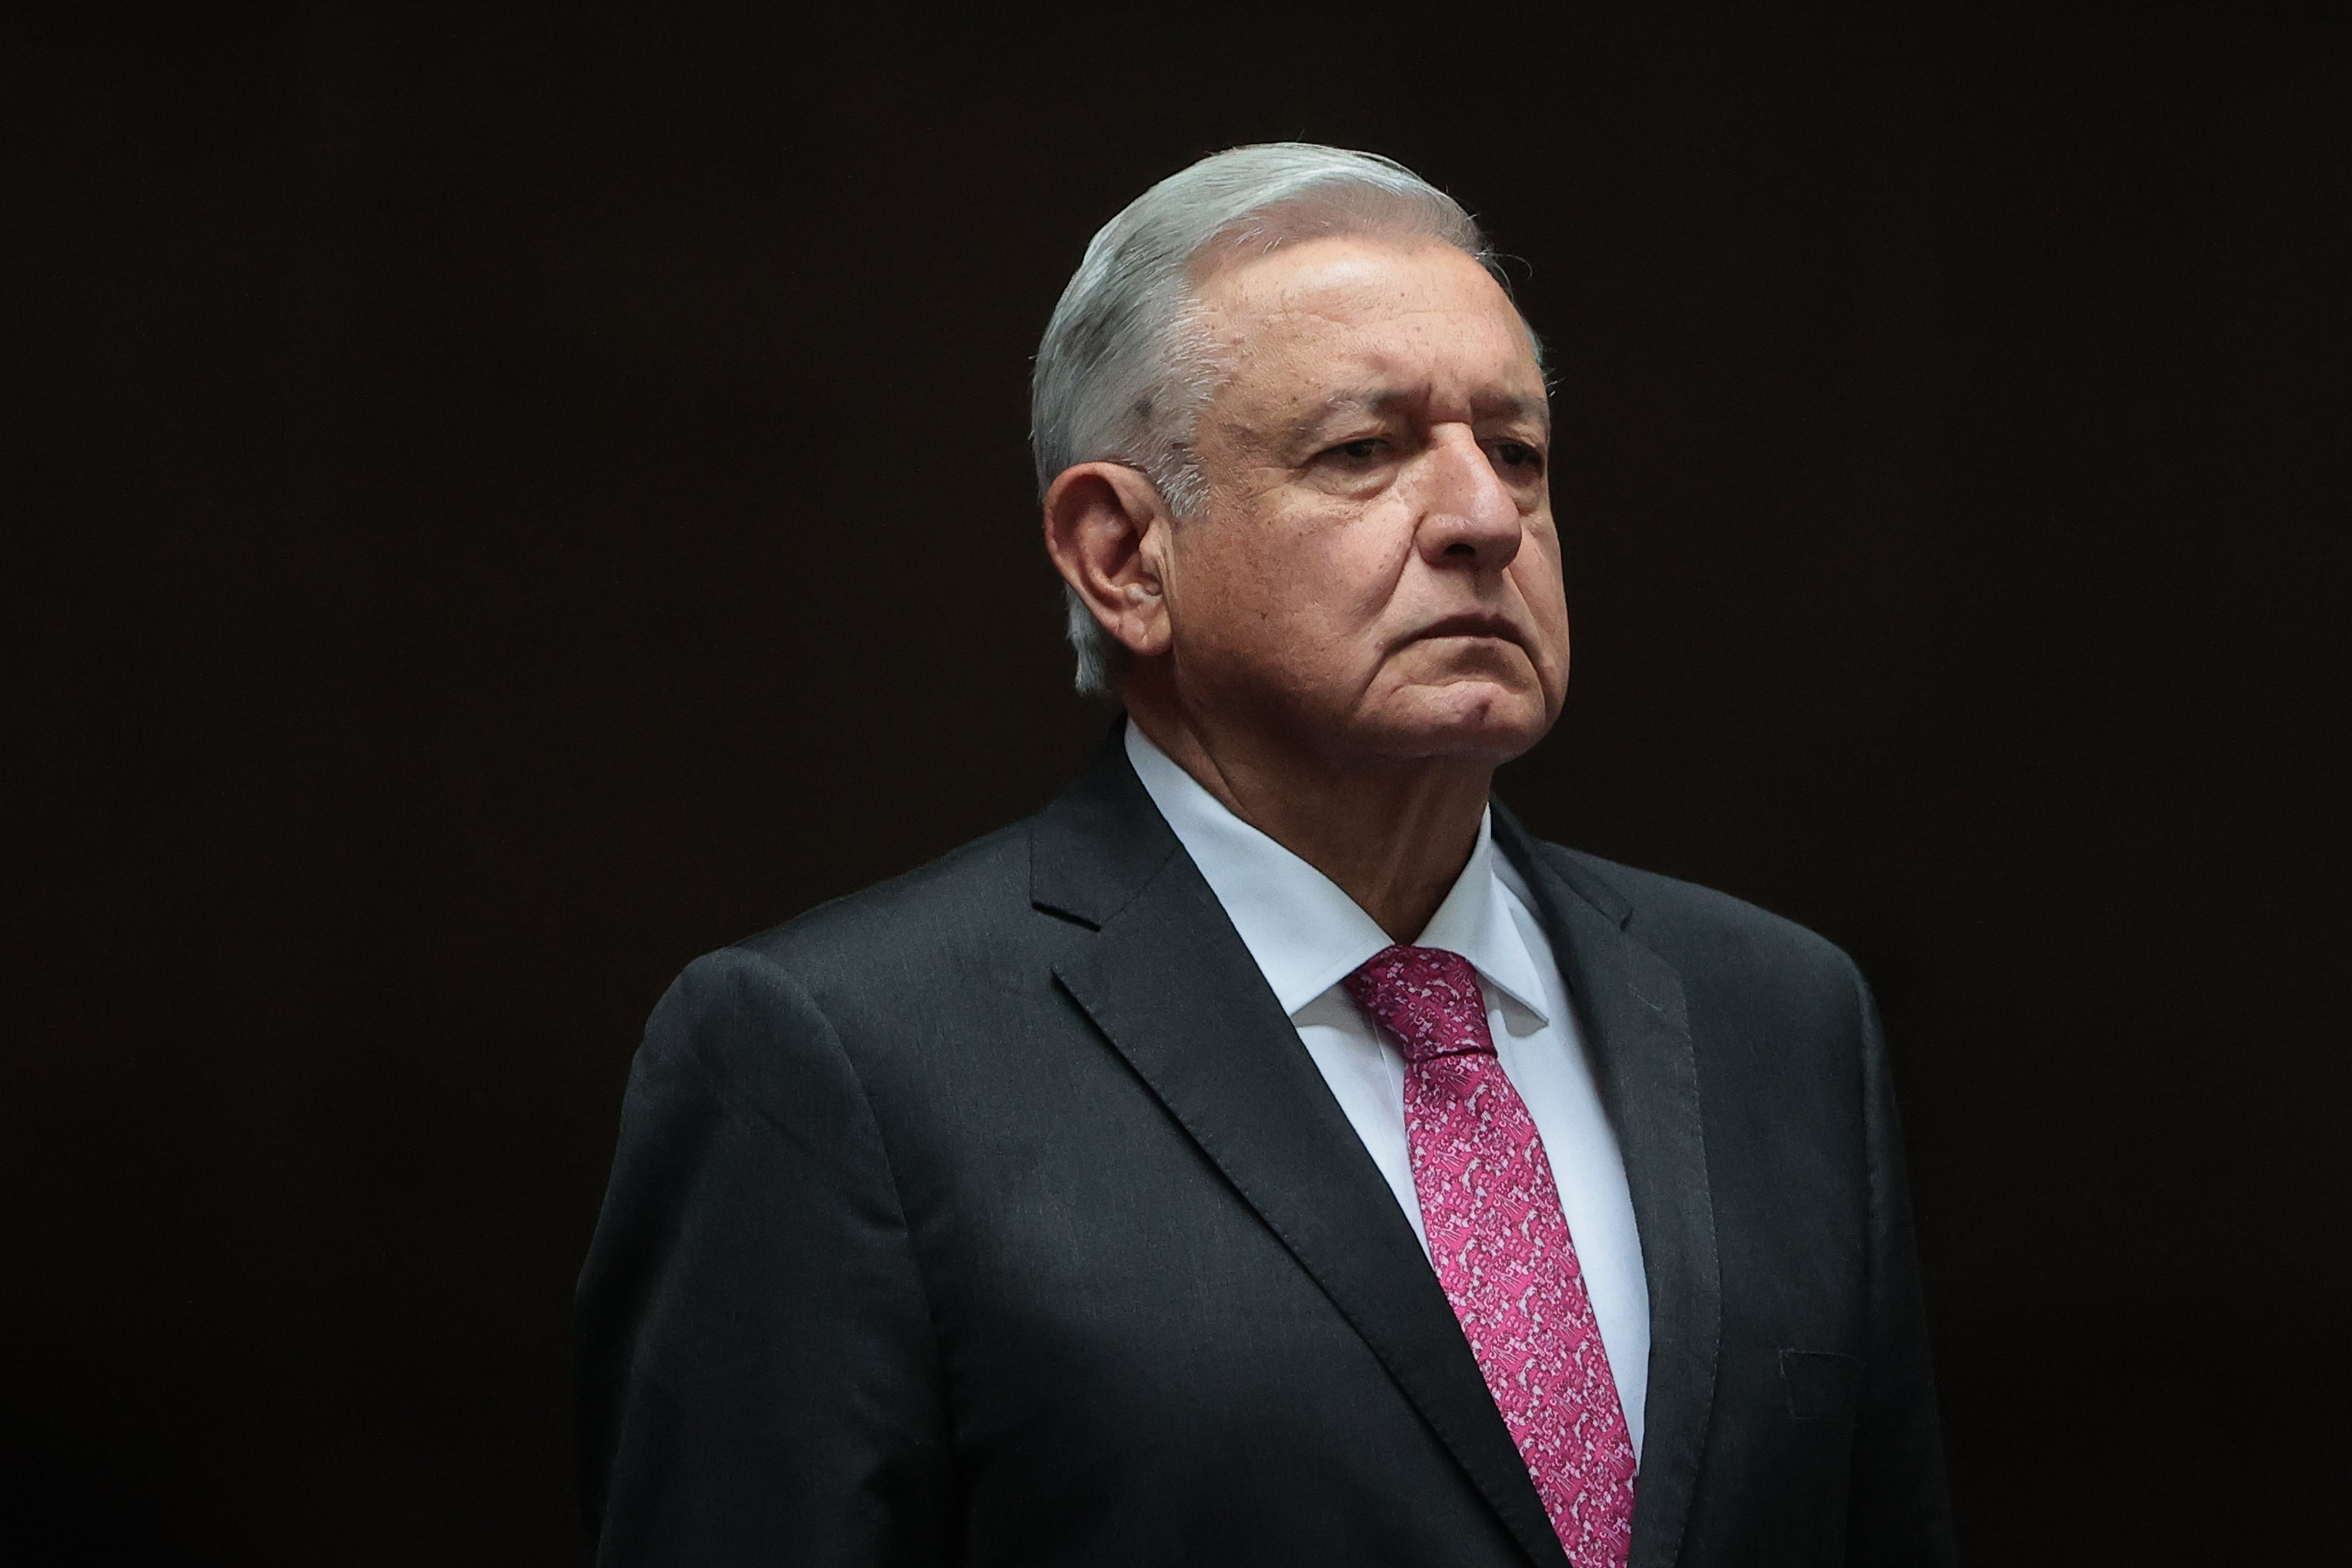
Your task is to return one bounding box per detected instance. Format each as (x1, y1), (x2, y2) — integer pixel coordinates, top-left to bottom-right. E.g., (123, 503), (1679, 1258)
(1294, 385), (1552, 441)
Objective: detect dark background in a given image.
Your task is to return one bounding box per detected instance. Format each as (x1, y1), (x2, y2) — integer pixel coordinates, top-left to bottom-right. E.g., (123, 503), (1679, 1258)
(5, 3), (2346, 1562)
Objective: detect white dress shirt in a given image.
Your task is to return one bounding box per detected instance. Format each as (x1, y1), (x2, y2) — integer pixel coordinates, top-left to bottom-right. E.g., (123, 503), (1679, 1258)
(1125, 723), (1652, 1457)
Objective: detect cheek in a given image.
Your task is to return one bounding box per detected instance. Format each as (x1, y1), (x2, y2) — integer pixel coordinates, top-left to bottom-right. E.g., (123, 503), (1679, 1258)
(1514, 533), (1569, 623)
(1512, 544), (1573, 672)
(1184, 506), (1399, 645)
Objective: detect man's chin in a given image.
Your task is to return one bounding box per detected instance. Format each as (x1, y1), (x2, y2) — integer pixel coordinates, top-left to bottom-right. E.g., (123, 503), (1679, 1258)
(1357, 678), (1556, 764)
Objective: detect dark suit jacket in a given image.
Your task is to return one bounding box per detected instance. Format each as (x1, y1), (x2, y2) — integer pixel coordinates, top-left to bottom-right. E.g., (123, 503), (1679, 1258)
(576, 730), (1957, 1566)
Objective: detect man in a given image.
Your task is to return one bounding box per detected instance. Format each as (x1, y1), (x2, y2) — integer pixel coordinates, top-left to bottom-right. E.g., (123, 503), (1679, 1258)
(577, 143), (1956, 1567)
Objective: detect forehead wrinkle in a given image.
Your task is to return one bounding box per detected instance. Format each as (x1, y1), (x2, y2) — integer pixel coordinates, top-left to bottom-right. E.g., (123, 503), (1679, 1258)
(1215, 308), (1548, 414)
(1195, 249), (1551, 450)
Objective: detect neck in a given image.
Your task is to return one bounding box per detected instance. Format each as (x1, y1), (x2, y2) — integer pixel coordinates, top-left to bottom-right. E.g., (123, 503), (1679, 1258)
(1126, 696), (1492, 944)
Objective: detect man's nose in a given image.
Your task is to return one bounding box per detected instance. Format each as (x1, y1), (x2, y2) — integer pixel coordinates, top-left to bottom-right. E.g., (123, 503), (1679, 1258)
(1414, 425), (1524, 571)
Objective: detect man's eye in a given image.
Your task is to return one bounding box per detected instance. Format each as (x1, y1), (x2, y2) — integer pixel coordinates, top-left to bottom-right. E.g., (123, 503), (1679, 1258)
(1492, 441), (1545, 473)
(1327, 438), (1385, 463)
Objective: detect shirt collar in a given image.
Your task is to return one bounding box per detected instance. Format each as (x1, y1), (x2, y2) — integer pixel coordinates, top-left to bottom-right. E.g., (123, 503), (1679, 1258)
(1124, 723), (1551, 1025)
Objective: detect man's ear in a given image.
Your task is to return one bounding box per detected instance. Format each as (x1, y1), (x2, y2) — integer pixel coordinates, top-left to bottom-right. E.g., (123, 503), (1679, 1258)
(1041, 462), (1177, 661)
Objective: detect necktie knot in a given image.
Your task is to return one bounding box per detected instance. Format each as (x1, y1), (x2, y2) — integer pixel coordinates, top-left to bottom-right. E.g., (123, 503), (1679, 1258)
(1342, 944), (1496, 1065)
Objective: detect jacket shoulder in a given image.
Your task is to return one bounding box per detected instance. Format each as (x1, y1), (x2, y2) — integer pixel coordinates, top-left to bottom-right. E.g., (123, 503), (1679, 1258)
(636, 817), (1053, 1099)
(724, 818), (1042, 984)
(1528, 839), (1864, 999)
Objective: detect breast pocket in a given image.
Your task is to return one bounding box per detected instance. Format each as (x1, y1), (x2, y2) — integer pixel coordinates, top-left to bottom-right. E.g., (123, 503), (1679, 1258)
(1779, 1348), (1866, 1424)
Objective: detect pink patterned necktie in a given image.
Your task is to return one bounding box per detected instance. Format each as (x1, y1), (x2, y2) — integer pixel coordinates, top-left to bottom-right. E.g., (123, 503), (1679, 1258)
(1344, 945), (1636, 1568)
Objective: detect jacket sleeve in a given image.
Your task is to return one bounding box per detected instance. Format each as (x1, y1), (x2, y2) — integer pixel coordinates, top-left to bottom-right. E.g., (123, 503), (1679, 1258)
(574, 946), (955, 1566)
(1845, 966), (1961, 1566)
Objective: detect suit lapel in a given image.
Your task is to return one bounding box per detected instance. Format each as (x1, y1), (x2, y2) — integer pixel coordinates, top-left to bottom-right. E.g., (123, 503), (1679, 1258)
(1494, 805), (1723, 1568)
(1033, 732), (1573, 1568)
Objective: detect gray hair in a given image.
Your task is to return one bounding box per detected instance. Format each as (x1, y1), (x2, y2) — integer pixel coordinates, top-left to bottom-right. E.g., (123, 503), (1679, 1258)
(1030, 143), (1506, 696)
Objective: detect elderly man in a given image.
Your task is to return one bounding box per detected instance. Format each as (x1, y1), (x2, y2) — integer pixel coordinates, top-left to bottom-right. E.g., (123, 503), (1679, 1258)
(577, 144), (1956, 1567)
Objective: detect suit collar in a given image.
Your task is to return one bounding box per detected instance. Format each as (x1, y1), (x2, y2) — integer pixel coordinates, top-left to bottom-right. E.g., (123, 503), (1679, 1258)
(1492, 805), (1723, 1568)
(1122, 722), (1551, 1024)
(1027, 721), (1181, 931)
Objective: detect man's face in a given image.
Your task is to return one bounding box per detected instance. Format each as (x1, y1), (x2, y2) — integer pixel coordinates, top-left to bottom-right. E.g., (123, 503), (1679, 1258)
(1161, 235), (1569, 768)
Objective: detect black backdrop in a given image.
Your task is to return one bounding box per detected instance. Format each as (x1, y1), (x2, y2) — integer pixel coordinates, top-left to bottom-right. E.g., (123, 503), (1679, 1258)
(5, 5), (2346, 1563)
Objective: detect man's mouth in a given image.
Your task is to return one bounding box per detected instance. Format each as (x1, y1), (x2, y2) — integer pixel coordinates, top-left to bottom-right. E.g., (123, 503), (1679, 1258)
(1412, 613), (1525, 648)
